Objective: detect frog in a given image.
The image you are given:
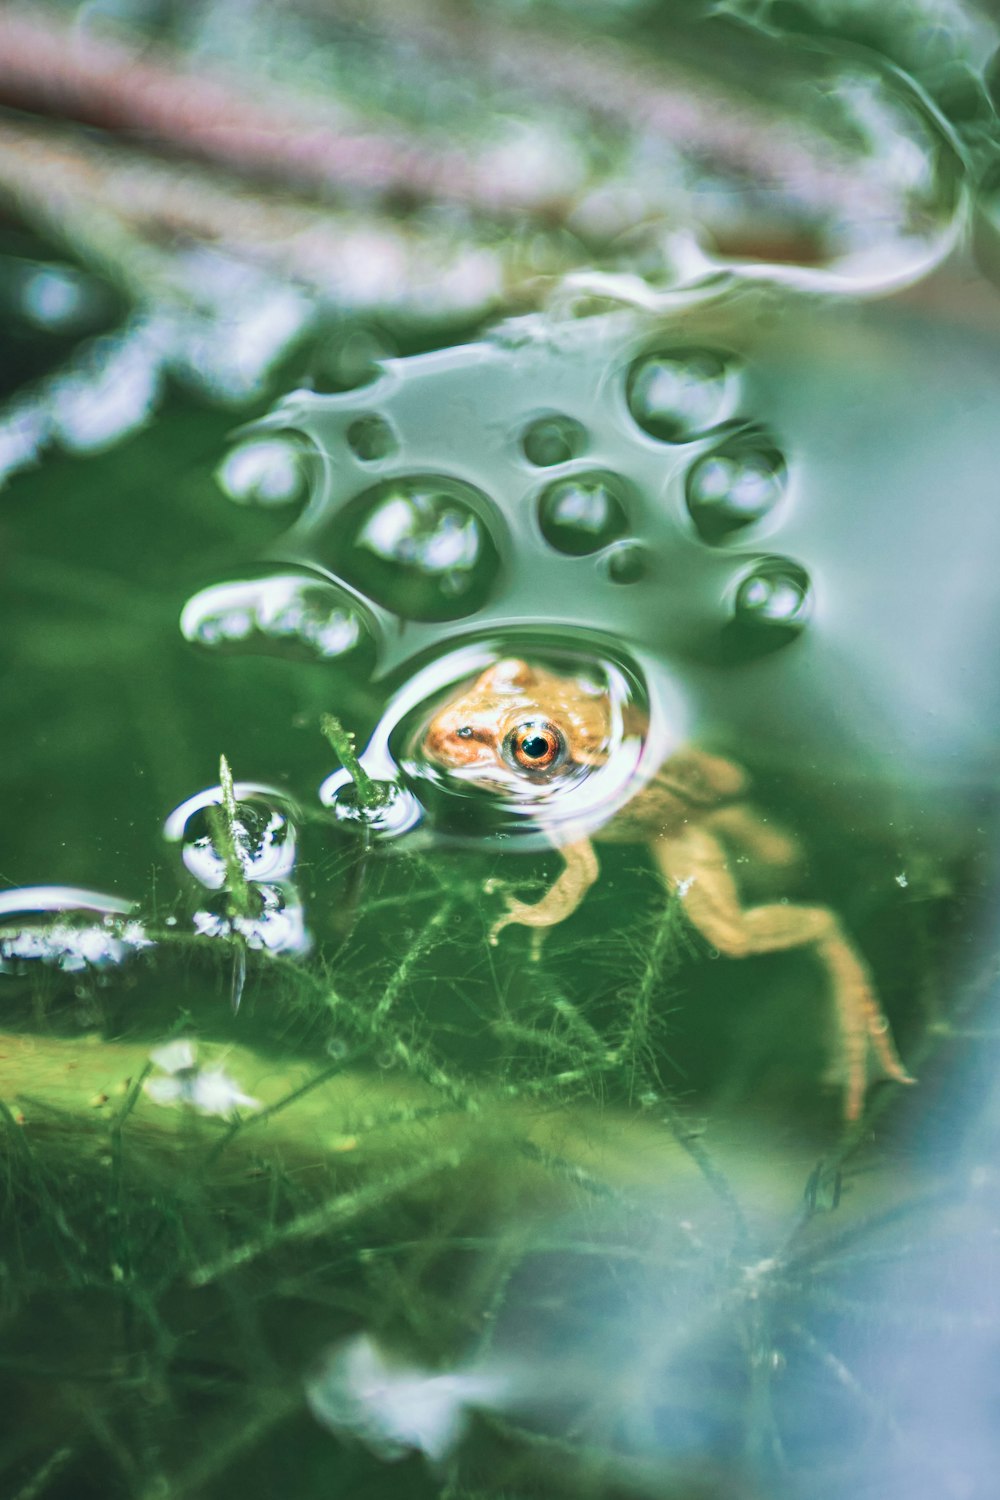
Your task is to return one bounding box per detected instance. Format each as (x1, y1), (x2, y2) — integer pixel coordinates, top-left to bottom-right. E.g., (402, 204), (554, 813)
(423, 656), (914, 1121)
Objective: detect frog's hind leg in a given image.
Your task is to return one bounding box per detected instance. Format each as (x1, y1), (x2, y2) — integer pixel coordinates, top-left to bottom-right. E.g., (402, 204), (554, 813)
(653, 825), (914, 1120)
(704, 802), (801, 873)
(488, 838), (599, 956)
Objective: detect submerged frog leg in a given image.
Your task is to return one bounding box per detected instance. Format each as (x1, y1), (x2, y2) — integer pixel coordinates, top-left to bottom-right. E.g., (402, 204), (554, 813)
(488, 838), (599, 954)
(653, 825), (914, 1120)
(704, 802), (801, 872)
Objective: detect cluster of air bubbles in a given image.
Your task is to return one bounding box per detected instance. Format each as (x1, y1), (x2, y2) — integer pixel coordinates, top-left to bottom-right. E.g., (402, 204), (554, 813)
(164, 783), (310, 969)
(685, 429), (786, 544)
(626, 349), (733, 442)
(215, 436), (308, 508)
(0, 888), (151, 976)
(180, 574), (370, 664)
(331, 478), (500, 620)
(537, 471), (630, 555)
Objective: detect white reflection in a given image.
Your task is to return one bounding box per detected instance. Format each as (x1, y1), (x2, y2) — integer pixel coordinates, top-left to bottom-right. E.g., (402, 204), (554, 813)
(145, 1038), (260, 1116)
(306, 1334), (515, 1463)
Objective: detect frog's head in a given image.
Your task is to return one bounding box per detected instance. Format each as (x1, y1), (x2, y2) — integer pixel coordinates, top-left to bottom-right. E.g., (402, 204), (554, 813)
(422, 657), (612, 789)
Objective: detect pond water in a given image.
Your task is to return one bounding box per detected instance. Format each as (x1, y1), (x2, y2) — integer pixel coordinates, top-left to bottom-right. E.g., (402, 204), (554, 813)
(3, 4), (1000, 1499)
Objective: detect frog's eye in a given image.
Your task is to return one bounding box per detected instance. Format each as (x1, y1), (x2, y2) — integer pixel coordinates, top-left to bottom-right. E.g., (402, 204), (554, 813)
(503, 720), (567, 774)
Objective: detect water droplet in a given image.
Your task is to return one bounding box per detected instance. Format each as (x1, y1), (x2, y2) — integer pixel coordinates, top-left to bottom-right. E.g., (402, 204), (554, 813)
(180, 575), (370, 663)
(732, 558), (811, 630)
(215, 437), (307, 507)
(686, 432), (787, 543)
(537, 472), (629, 555)
(521, 414), (586, 467)
(346, 414), (397, 462)
(603, 543), (648, 584)
(332, 477), (500, 621)
(626, 350), (732, 442)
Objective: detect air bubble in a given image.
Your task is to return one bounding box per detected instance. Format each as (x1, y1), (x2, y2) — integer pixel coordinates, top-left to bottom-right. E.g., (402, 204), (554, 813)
(626, 350), (731, 442)
(180, 575), (370, 663)
(686, 432), (786, 544)
(346, 414), (397, 462)
(521, 414), (586, 467)
(332, 477), (500, 621)
(538, 472), (629, 556)
(164, 788), (298, 891)
(604, 543), (648, 584)
(216, 437), (307, 507)
(732, 558), (811, 630)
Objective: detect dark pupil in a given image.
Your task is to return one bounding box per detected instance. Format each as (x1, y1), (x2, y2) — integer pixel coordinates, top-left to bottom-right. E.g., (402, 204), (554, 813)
(520, 734), (550, 760)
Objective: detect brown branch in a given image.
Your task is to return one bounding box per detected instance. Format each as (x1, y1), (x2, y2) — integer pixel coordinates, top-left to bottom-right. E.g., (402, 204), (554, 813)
(0, 117), (559, 319)
(0, 5), (573, 221)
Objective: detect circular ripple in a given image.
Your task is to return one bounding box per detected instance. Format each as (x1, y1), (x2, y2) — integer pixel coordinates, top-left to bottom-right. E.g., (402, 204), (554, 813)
(538, 471), (630, 555)
(626, 349), (732, 442)
(330, 476), (501, 621)
(521, 414), (586, 467)
(686, 429), (786, 544)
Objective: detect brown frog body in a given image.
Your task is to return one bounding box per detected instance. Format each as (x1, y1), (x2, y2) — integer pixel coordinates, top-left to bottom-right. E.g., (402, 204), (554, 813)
(423, 656), (913, 1121)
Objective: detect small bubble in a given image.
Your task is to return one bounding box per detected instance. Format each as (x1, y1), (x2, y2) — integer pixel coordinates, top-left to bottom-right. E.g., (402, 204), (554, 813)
(626, 349), (731, 442)
(538, 472), (629, 555)
(346, 414), (397, 462)
(215, 437), (307, 507)
(733, 558), (811, 630)
(604, 543), (648, 584)
(521, 414), (586, 467)
(686, 431), (786, 543)
(334, 477), (500, 621)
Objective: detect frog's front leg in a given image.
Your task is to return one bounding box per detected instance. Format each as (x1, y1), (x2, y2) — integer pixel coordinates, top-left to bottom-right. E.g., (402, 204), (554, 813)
(488, 838), (599, 953)
(653, 824), (914, 1121)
